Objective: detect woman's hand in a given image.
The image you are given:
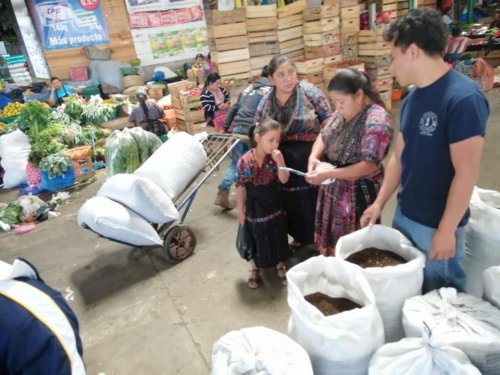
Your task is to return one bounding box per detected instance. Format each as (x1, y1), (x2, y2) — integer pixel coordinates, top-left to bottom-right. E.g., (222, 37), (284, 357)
(271, 149), (285, 166)
(305, 170), (329, 185)
(308, 157), (320, 173)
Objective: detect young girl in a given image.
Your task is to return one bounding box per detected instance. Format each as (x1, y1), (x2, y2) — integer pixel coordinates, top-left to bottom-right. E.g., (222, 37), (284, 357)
(236, 119), (291, 289)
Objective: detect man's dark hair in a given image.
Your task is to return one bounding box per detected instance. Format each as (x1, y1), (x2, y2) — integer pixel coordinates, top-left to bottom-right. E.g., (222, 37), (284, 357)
(385, 8), (449, 56)
(261, 65), (270, 78)
(50, 77), (60, 83)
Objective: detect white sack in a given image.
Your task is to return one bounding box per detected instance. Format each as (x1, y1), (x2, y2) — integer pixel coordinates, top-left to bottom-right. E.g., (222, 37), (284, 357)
(336, 225), (425, 343)
(211, 326), (313, 375)
(482, 266), (500, 309)
(134, 131), (207, 200)
(464, 187), (500, 296)
(0, 130), (30, 188)
(77, 196), (162, 246)
(403, 287), (500, 375)
(287, 256), (384, 375)
(97, 174), (178, 224)
(369, 333), (481, 375)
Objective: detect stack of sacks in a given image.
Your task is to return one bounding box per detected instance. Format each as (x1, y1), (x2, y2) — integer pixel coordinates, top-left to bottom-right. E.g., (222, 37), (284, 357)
(482, 266), (500, 308)
(336, 225), (425, 343)
(78, 132), (207, 246)
(211, 326), (313, 375)
(287, 256), (384, 375)
(403, 287), (500, 375)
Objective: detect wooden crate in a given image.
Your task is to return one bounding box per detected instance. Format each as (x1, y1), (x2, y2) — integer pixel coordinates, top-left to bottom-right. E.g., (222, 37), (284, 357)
(209, 35), (249, 52)
(382, 3), (397, 12)
(214, 60), (251, 77)
(358, 42), (391, 56)
(359, 55), (392, 68)
(323, 42), (341, 57)
(73, 156), (95, 184)
(304, 31), (340, 47)
(220, 72), (252, 81)
(295, 58), (325, 74)
(342, 46), (358, 59)
(375, 78), (394, 92)
(246, 17), (278, 32)
(323, 65), (341, 83)
(208, 23), (247, 39)
(341, 31), (359, 46)
(340, 0), (358, 7)
(246, 4), (277, 19)
(249, 42), (279, 57)
(359, 29), (385, 43)
(279, 38), (304, 54)
(248, 30), (278, 44)
(285, 49), (305, 60)
(366, 66), (391, 80)
(321, 17), (340, 30)
(278, 25), (303, 43)
(250, 55), (274, 70)
(340, 18), (360, 33)
(303, 4), (340, 21)
(205, 8), (246, 25)
(278, 14), (303, 30)
(277, 0), (306, 18)
(340, 5), (360, 19)
(304, 20), (339, 34)
(175, 108), (205, 123)
(167, 80), (197, 98)
(212, 48), (250, 64)
(298, 72), (324, 85)
(324, 54), (342, 66)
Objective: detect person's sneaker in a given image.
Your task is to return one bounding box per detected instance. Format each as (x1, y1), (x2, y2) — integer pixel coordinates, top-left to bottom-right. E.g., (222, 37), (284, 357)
(214, 190), (235, 210)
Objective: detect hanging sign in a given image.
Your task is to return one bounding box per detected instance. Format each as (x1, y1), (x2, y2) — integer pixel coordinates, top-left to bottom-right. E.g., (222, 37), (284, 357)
(32, 0), (109, 50)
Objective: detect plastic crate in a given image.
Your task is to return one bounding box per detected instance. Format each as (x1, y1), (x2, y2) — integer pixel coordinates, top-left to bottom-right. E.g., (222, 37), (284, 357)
(81, 86), (100, 99)
(0, 115), (20, 123)
(120, 67), (139, 76)
(41, 169), (75, 192)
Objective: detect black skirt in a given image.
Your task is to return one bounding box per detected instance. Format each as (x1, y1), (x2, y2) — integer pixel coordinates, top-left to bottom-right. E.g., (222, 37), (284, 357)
(245, 181), (290, 268)
(279, 141), (318, 245)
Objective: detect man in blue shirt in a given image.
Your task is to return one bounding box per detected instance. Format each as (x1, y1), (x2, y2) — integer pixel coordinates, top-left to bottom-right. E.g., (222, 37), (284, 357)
(361, 8), (489, 293)
(48, 77), (81, 107)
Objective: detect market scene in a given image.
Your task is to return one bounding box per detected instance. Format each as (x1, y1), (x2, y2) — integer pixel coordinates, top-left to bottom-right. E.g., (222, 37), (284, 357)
(1, 0), (500, 373)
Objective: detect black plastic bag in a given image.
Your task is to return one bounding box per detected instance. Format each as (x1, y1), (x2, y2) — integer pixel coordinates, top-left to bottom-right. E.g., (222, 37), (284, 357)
(236, 224), (253, 261)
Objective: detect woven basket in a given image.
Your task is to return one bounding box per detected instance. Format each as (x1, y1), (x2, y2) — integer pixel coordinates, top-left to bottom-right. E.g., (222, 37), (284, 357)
(64, 146), (92, 160)
(122, 75), (144, 89)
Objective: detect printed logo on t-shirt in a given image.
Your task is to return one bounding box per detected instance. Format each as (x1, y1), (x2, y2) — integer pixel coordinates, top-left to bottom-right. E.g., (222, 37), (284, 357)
(419, 112), (438, 137)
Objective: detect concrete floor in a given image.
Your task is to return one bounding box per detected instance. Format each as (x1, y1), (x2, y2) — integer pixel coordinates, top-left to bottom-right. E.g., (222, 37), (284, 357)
(1, 89), (499, 374)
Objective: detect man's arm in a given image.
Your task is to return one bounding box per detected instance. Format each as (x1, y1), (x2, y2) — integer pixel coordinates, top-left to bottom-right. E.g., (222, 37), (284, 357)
(360, 133), (404, 227)
(431, 135), (484, 260)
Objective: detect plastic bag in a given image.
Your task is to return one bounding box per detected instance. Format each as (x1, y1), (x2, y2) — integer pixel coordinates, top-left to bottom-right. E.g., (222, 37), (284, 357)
(128, 127), (150, 163)
(0, 130), (30, 188)
(287, 256), (384, 375)
(464, 187), (500, 296)
(105, 129), (141, 177)
(145, 130), (162, 157)
(403, 287), (500, 375)
(336, 225), (425, 343)
(236, 224), (253, 261)
(482, 266), (500, 309)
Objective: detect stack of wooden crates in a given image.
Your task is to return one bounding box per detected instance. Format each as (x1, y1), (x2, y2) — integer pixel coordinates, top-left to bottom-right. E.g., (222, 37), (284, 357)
(246, 5), (278, 77)
(339, 0), (360, 64)
(167, 80), (205, 133)
(358, 30), (393, 110)
(206, 9), (251, 81)
(396, 0), (409, 19)
(277, 0), (306, 62)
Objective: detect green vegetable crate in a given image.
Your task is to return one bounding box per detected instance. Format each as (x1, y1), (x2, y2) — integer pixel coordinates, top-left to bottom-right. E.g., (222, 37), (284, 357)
(81, 86), (100, 99)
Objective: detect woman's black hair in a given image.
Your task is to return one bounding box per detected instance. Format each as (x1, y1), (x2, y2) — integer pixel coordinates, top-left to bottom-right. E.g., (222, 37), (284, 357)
(195, 53), (204, 60)
(203, 72), (221, 89)
(268, 54), (296, 77)
(136, 90), (150, 121)
(248, 117), (281, 147)
(327, 68), (386, 110)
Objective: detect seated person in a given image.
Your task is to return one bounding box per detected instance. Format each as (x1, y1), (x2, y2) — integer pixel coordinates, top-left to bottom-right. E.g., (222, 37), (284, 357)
(489, 8), (500, 29)
(445, 26), (489, 62)
(129, 88), (167, 136)
(48, 77), (82, 107)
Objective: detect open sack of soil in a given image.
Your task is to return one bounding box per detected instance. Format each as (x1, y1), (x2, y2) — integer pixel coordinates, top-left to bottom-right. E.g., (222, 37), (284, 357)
(287, 256), (384, 375)
(464, 187), (500, 297)
(482, 266), (500, 309)
(369, 328), (481, 374)
(211, 326), (313, 375)
(403, 287), (500, 375)
(336, 225), (425, 343)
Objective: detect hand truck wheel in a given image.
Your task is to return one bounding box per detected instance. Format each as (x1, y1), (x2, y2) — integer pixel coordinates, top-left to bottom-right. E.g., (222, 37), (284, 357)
(163, 225), (196, 264)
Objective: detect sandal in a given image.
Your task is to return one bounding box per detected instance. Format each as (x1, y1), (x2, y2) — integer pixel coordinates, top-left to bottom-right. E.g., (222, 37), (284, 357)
(276, 263), (287, 286)
(248, 269), (261, 289)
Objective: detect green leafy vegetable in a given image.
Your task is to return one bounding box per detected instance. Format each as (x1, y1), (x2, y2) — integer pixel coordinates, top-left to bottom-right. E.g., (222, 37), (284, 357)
(0, 203), (22, 226)
(39, 153), (73, 178)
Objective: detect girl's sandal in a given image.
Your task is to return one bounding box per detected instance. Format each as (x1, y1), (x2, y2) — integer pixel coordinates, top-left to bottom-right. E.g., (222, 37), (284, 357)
(276, 263), (287, 286)
(248, 269), (261, 289)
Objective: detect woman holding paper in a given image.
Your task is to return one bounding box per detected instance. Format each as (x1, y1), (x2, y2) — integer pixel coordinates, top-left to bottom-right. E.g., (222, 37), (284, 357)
(306, 69), (393, 256)
(255, 55), (332, 249)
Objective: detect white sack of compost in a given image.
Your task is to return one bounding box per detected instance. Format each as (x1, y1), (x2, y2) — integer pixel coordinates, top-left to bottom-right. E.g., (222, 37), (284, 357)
(134, 131), (207, 200)
(464, 187), (500, 297)
(482, 266), (500, 309)
(97, 173), (178, 224)
(77, 196), (162, 246)
(0, 130), (30, 188)
(336, 225), (425, 343)
(211, 326), (313, 375)
(369, 329), (481, 375)
(287, 256), (384, 375)
(105, 129), (141, 177)
(403, 287), (500, 375)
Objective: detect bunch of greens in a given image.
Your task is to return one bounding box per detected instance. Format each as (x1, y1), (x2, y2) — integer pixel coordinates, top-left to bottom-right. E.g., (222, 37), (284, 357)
(82, 124), (106, 144)
(63, 96), (85, 121)
(0, 203), (22, 226)
(18, 101), (51, 141)
(51, 107), (72, 125)
(39, 153), (73, 179)
(62, 122), (86, 148)
(105, 129), (141, 177)
(82, 95), (105, 125)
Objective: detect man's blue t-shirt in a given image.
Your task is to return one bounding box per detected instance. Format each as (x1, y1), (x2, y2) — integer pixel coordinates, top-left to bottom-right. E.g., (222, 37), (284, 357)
(398, 69), (489, 228)
(55, 84), (76, 104)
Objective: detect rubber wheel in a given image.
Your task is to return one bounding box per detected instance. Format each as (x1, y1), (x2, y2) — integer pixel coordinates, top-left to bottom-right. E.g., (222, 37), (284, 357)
(163, 225), (196, 264)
